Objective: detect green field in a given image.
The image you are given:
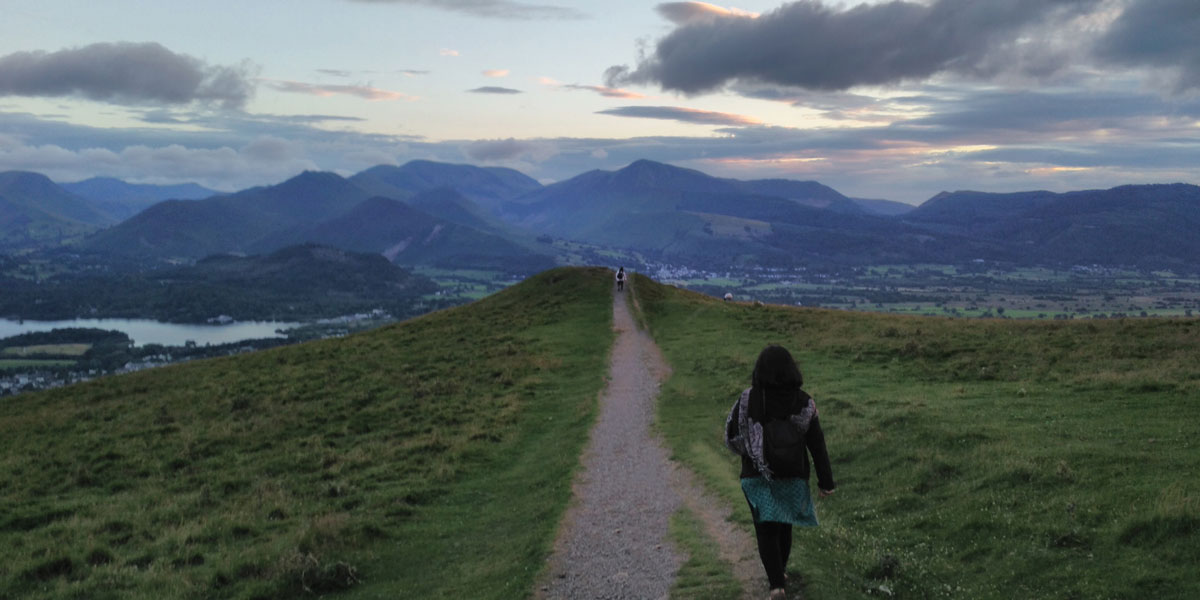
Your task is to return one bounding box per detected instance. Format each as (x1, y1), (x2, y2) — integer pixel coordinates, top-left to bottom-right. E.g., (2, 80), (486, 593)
(413, 267), (520, 301)
(0, 267), (614, 600)
(0, 359), (76, 369)
(678, 263), (1200, 321)
(631, 273), (1200, 599)
(2, 343), (92, 357)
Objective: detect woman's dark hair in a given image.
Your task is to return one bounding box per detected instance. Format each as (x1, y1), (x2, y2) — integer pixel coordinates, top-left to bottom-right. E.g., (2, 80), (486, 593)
(752, 344), (803, 390)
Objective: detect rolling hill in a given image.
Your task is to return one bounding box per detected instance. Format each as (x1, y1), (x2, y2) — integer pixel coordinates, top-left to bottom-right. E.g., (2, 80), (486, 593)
(255, 196), (555, 273)
(83, 170), (372, 259)
(0, 171), (114, 250)
(0, 266), (614, 599)
(60, 177), (218, 221)
(348, 160), (542, 214)
(403, 187), (496, 232)
(903, 183), (1200, 267)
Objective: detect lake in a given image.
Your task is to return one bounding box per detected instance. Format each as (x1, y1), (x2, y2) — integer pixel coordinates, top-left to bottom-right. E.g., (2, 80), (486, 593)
(0, 318), (302, 347)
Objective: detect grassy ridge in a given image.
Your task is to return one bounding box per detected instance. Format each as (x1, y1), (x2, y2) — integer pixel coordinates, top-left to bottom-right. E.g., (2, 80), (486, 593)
(0, 267), (614, 600)
(632, 273), (1200, 599)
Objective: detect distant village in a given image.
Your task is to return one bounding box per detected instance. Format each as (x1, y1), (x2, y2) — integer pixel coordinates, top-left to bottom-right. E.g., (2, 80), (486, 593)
(0, 344), (258, 397)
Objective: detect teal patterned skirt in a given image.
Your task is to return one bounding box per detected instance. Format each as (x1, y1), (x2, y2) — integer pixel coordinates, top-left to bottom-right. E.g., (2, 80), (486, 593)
(741, 477), (819, 526)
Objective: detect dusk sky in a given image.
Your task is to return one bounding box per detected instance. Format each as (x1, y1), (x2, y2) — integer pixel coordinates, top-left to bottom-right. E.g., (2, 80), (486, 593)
(1, 0), (1198, 203)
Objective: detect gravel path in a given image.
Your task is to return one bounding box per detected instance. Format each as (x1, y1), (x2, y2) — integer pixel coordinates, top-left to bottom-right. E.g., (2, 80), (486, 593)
(536, 285), (766, 600)
(536, 286), (683, 599)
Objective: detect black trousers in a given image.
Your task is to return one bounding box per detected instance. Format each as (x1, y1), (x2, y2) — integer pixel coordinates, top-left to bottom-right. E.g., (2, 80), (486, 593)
(753, 521), (793, 589)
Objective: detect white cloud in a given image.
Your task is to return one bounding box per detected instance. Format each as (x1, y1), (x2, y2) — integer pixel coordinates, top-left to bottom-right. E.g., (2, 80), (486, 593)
(264, 80), (416, 101)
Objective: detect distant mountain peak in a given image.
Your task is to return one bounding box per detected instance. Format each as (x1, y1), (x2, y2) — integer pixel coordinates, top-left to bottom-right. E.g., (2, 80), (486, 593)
(285, 170), (346, 186)
(617, 159), (694, 175)
(607, 159), (719, 192)
(0, 170), (59, 189)
(263, 170), (364, 203)
(625, 158), (668, 169)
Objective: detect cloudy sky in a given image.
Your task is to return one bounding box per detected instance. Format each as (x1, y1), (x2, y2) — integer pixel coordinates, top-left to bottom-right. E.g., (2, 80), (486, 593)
(1, 0), (1197, 203)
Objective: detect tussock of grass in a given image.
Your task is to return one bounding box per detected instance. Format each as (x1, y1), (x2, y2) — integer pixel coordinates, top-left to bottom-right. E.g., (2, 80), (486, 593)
(632, 273), (1200, 599)
(0, 267), (614, 600)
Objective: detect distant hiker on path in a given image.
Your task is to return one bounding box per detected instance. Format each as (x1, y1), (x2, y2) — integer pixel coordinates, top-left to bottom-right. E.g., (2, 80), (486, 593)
(725, 345), (837, 600)
(615, 267), (626, 291)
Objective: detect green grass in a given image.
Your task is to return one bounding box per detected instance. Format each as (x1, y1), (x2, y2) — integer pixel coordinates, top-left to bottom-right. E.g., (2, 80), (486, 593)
(668, 508), (742, 600)
(0, 267), (614, 600)
(0, 358), (76, 368)
(632, 273), (1200, 599)
(2, 344), (92, 357)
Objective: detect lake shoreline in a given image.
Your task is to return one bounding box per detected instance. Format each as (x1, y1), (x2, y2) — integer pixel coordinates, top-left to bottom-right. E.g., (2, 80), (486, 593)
(0, 318), (302, 347)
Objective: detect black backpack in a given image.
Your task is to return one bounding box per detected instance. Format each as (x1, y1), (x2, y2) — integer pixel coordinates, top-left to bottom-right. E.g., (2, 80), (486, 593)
(760, 391), (805, 477)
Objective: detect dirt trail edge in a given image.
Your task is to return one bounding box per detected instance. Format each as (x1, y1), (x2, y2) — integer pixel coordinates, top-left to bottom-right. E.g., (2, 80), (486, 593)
(536, 286), (765, 600)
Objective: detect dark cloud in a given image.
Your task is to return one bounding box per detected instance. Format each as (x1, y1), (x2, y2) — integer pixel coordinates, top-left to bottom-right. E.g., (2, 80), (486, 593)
(731, 82), (885, 119)
(1096, 0), (1200, 91)
(597, 105), (761, 126)
(462, 137), (552, 161)
(468, 86), (522, 94)
(0, 42), (254, 108)
(607, 0), (1103, 94)
(346, 0), (584, 19)
(317, 69), (353, 77)
(900, 87), (1200, 134)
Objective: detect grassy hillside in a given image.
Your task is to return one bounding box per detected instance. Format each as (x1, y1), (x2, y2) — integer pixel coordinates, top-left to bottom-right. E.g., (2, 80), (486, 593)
(0, 267), (614, 600)
(630, 273), (1200, 599)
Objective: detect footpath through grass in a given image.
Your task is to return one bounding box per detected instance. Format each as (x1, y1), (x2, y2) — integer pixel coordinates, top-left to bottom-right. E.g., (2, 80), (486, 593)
(632, 273), (1200, 600)
(0, 267), (614, 600)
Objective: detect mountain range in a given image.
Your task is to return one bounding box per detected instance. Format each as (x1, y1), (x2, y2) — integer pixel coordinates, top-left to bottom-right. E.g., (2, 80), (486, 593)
(3, 159), (1198, 272)
(60, 177), (218, 221)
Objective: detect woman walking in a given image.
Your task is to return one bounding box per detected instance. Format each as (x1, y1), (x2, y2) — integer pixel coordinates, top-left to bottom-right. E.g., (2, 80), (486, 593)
(725, 345), (836, 600)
